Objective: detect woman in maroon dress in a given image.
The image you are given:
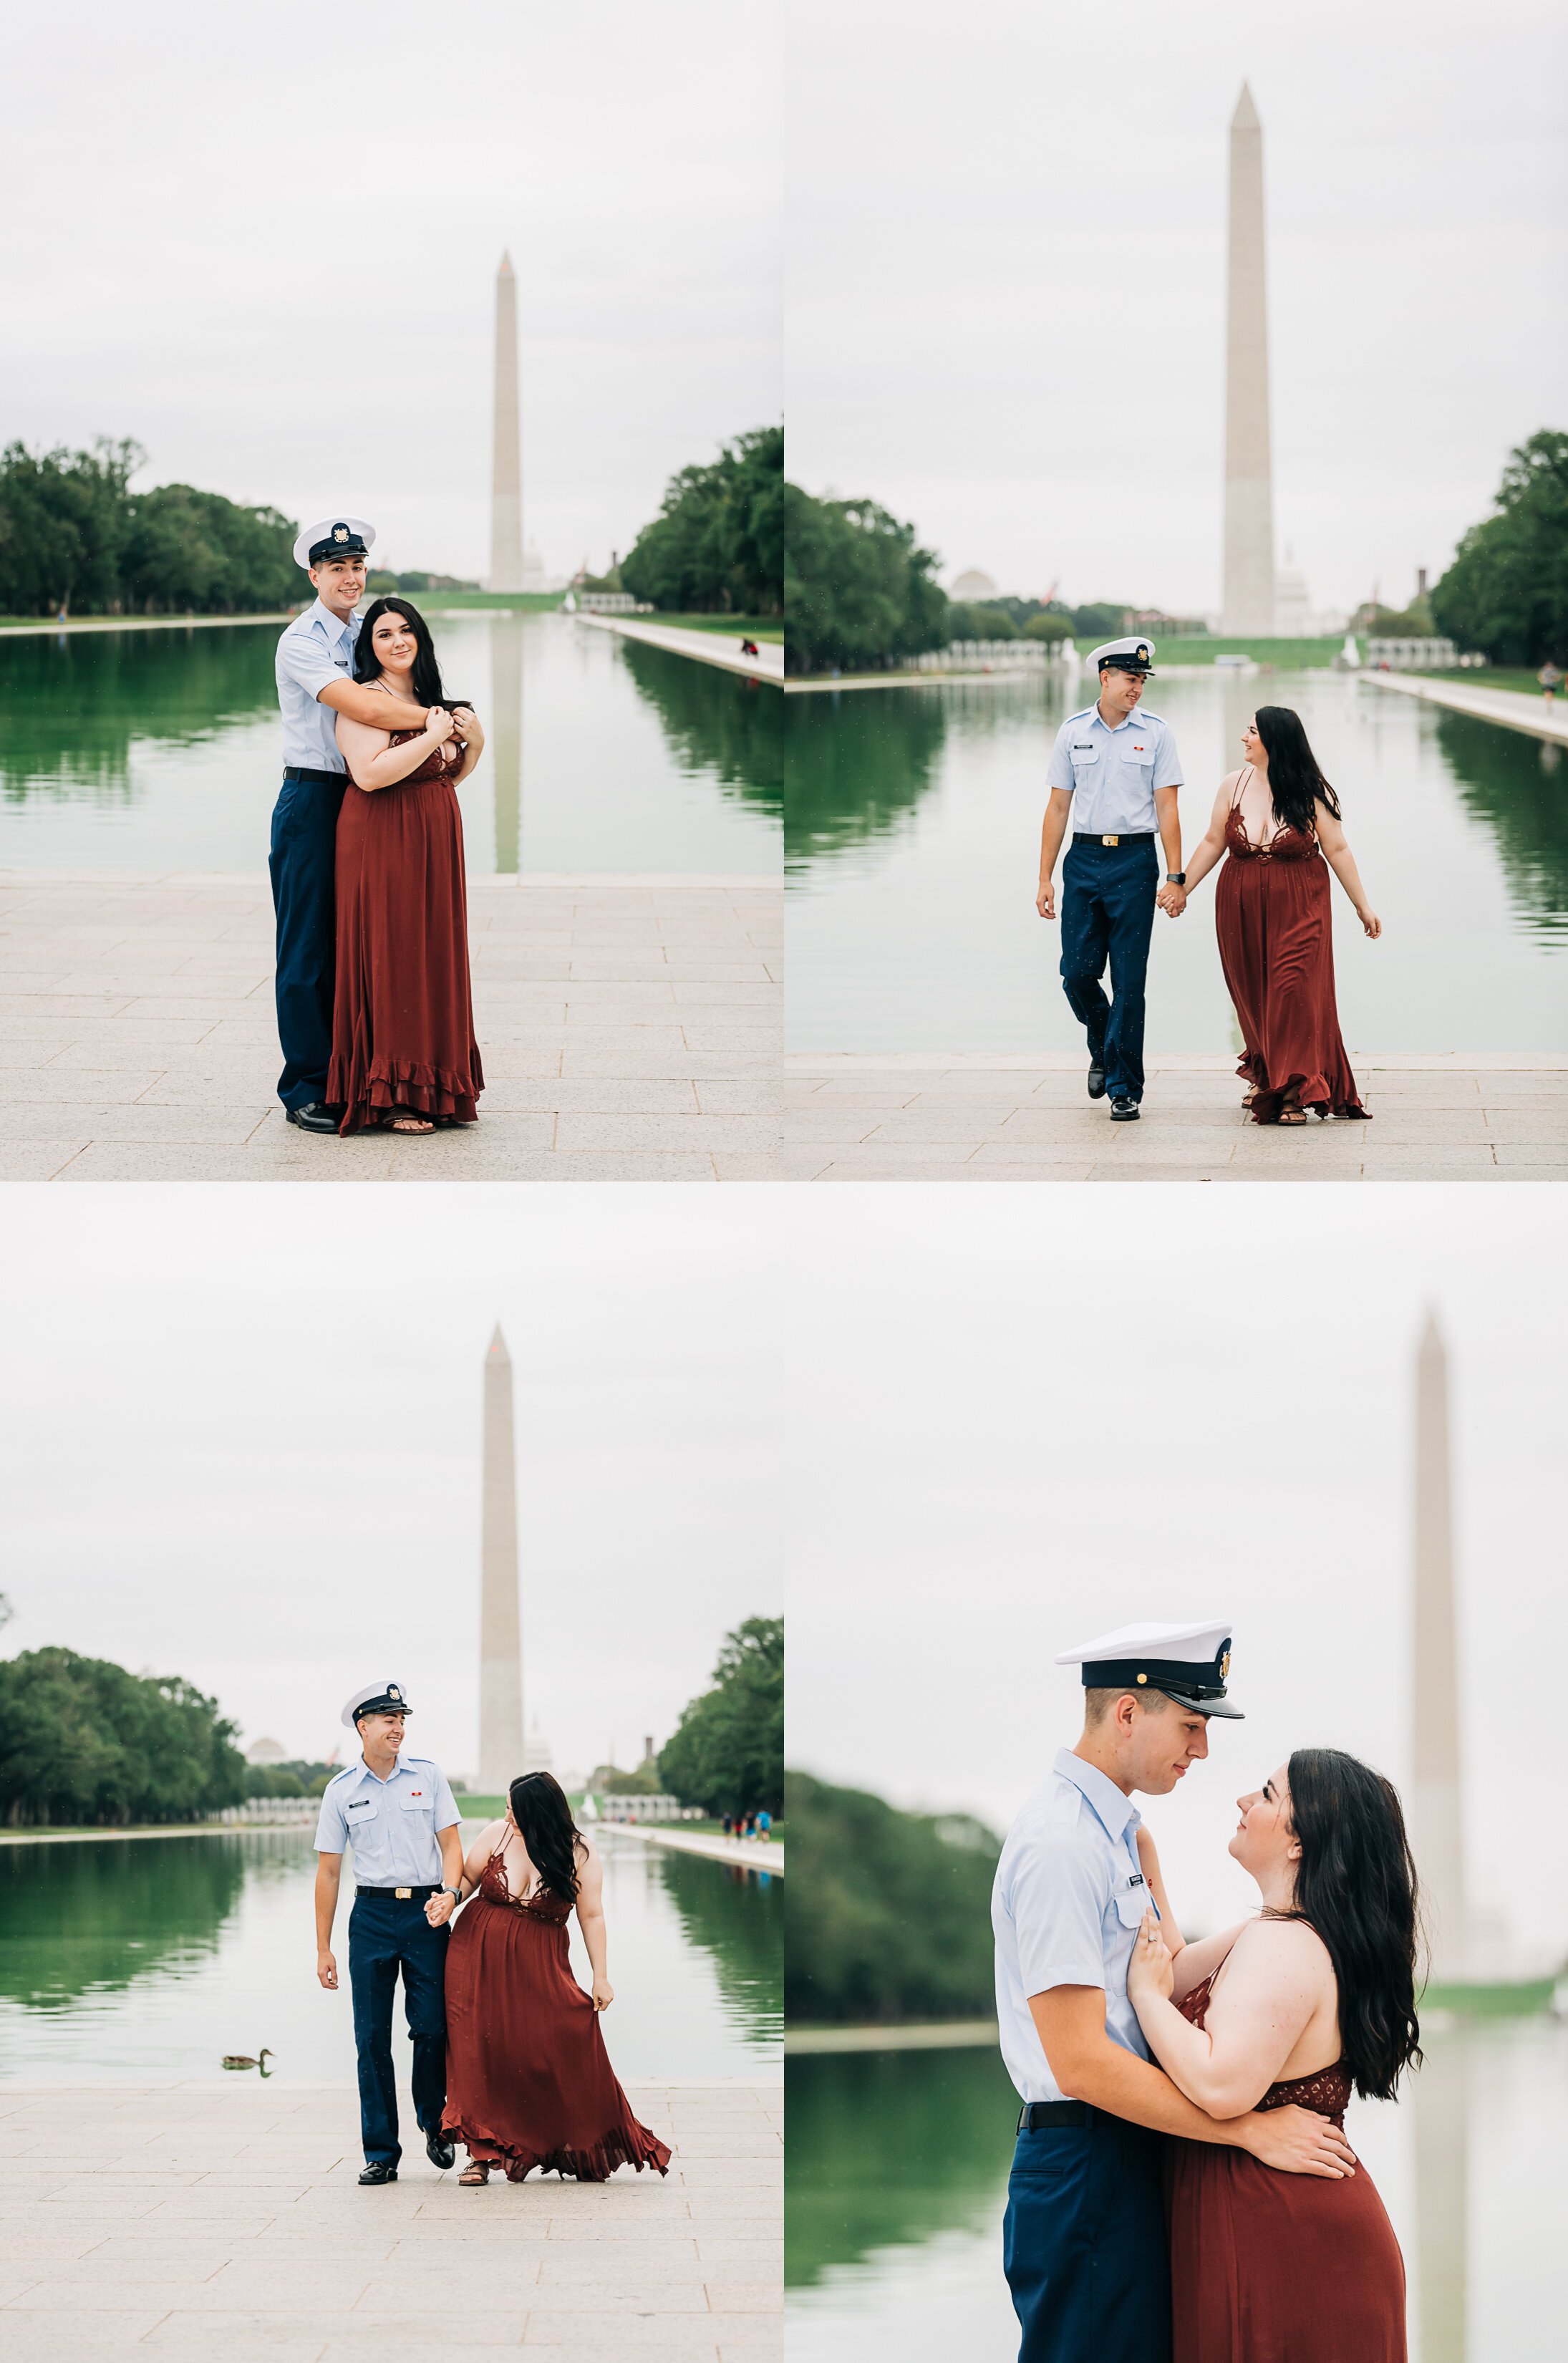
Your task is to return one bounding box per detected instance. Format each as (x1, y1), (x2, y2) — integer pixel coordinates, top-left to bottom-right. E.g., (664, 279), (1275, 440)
(1179, 707), (1380, 1124)
(329, 597), (485, 1136)
(1128, 1749), (1419, 2362)
(436, 1773), (671, 2188)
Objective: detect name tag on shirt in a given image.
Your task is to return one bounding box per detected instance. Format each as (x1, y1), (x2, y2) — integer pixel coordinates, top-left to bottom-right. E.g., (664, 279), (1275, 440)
(344, 1797), (372, 1812)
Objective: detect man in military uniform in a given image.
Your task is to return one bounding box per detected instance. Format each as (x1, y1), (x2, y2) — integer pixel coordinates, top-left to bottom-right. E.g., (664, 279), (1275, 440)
(991, 1621), (1356, 2363)
(271, 520), (435, 1134)
(1035, 639), (1187, 1122)
(314, 1681), (465, 2184)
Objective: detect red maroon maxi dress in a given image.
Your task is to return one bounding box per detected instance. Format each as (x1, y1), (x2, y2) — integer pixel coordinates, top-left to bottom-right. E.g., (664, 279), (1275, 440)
(1165, 1971), (1407, 2362)
(1214, 778), (1369, 1126)
(327, 728), (483, 1134)
(441, 1850), (672, 2183)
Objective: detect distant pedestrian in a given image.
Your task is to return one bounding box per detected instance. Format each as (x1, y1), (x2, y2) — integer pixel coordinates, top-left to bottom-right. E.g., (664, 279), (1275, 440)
(722, 1813), (733, 1838)
(1539, 660), (1563, 704)
(757, 1809), (772, 1842)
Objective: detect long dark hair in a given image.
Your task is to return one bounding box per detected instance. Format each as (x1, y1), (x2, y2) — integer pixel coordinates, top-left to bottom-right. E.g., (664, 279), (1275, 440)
(507, 1772), (586, 1904)
(1253, 706), (1342, 838)
(1272, 1748), (1421, 2101)
(353, 596), (449, 708)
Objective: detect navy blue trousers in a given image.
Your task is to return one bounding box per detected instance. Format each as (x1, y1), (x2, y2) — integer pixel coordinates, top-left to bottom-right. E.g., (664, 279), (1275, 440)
(268, 773), (345, 1109)
(1003, 2108), (1171, 2363)
(348, 1893), (450, 2168)
(1059, 836), (1158, 1103)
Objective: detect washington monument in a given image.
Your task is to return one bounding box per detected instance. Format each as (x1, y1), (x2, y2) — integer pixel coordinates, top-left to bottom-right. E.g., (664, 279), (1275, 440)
(478, 1324), (524, 1792)
(1411, 1311), (1467, 1981)
(490, 251), (524, 594)
(1222, 85), (1276, 633)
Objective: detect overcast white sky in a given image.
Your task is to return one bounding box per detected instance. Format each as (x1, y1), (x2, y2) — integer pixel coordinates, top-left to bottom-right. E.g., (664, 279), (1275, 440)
(1, 1), (779, 581)
(787, 0), (1567, 616)
(783, 1187), (1568, 1962)
(1, 1189), (780, 1786)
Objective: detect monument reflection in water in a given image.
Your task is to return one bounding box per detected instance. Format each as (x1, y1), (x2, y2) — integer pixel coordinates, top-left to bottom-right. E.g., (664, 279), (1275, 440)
(0, 1826), (780, 2085)
(786, 2022), (1566, 2363)
(784, 669), (1568, 1055)
(0, 612), (781, 878)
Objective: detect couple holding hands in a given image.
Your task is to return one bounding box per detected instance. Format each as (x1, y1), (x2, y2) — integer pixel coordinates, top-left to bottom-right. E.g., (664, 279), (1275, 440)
(314, 1679), (669, 2188)
(994, 1620), (1418, 2363)
(1037, 640), (1382, 1126)
(271, 518), (487, 1139)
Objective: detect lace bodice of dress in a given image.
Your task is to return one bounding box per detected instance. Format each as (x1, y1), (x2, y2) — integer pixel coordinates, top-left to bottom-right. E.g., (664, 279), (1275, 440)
(479, 1848), (574, 1923)
(1226, 765), (1318, 861)
(1178, 1971), (1352, 2124)
(387, 726), (465, 783)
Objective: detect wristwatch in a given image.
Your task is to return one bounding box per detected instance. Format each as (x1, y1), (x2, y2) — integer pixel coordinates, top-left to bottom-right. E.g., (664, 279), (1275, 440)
(442, 1885), (461, 1907)
(1166, 871), (1186, 884)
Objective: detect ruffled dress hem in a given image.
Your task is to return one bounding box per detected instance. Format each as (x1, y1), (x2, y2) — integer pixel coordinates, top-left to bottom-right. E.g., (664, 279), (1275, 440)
(1235, 1050), (1370, 1125)
(328, 1055), (484, 1135)
(441, 2114), (672, 2184)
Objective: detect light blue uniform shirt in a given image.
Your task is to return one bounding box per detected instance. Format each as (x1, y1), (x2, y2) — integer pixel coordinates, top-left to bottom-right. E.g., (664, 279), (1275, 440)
(275, 599), (362, 773)
(1045, 702), (1183, 836)
(991, 1748), (1161, 2104)
(313, 1751), (460, 1885)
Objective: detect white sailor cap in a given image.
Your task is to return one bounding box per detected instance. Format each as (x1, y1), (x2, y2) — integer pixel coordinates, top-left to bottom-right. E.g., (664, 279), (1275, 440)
(340, 1678), (412, 1729)
(1087, 635), (1155, 675)
(294, 516), (377, 571)
(1055, 1618), (1242, 1718)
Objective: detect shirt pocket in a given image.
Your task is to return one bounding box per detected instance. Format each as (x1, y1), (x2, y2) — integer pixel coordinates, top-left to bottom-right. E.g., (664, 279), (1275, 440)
(1118, 741), (1155, 781)
(1113, 1882), (1152, 1930)
(398, 1792), (435, 1817)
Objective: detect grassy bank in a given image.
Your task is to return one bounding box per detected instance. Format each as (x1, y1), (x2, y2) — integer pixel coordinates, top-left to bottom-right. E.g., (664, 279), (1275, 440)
(1155, 636), (1345, 669)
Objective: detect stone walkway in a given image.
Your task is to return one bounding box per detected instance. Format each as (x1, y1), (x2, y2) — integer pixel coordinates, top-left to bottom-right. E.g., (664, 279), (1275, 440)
(571, 617), (783, 685)
(1360, 670), (1568, 745)
(606, 1830), (785, 1874)
(0, 2079), (780, 2363)
(785, 1055), (1568, 1181)
(0, 873), (780, 1182)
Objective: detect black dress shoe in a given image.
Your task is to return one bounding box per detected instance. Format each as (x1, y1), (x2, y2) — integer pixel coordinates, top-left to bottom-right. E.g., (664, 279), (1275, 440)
(426, 2130), (456, 2170)
(358, 2162), (398, 2185)
(1110, 1098), (1141, 1122)
(1087, 1055), (1108, 1101)
(286, 1102), (338, 1134)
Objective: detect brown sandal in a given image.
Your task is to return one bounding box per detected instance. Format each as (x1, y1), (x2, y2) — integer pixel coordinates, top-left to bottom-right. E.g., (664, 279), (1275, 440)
(388, 1108), (435, 1134)
(459, 2161), (490, 2186)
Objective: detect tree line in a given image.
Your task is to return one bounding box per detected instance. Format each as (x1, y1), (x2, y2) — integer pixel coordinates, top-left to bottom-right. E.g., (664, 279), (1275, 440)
(785, 1769), (1000, 2024)
(657, 1616), (783, 1818)
(0, 1647), (247, 1827)
(620, 425), (783, 617)
(0, 439), (300, 619)
(1432, 430), (1567, 665)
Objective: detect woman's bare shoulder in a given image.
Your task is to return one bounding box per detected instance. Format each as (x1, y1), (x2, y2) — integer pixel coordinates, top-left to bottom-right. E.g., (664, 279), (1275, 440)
(1232, 1915), (1334, 1976)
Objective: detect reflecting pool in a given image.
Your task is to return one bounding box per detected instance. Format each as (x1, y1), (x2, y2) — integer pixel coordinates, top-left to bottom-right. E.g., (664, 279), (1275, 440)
(0, 612), (782, 875)
(785, 672), (1568, 1051)
(785, 2020), (1567, 2361)
(0, 1825), (780, 2082)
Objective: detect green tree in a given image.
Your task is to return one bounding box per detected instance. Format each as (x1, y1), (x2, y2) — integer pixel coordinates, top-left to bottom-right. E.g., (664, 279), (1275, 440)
(1431, 430), (1568, 664)
(785, 1771), (1000, 2025)
(0, 1648), (247, 1827)
(658, 1616), (783, 1816)
(620, 425), (783, 615)
(785, 485), (949, 675)
(0, 439), (301, 618)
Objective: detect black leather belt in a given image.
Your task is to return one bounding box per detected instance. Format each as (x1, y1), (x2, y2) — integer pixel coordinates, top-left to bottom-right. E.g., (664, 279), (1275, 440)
(1073, 831), (1156, 847)
(283, 765), (347, 786)
(356, 1883), (441, 1900)
(1018, 2101), (1088, 2131)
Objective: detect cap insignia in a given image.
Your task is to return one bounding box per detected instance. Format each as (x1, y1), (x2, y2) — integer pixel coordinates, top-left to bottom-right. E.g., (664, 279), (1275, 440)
(1219, 1650), (1231, 1682)
(1137, 645), (1148, 662)
(389, 1683), (402, 1701)
(334, 525), (348, 542)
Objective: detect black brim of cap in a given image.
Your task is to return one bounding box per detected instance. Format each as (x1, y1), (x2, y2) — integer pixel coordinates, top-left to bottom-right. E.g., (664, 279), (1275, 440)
(1153, 1688), (1244, 1719)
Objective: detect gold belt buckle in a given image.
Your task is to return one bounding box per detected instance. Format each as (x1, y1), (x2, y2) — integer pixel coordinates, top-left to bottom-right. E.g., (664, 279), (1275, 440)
(395, 1887), (412, 1900)
(1102, 833), (1119, 847)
